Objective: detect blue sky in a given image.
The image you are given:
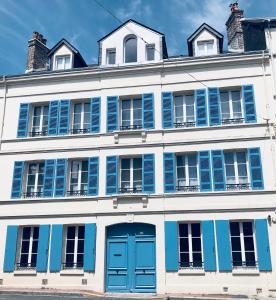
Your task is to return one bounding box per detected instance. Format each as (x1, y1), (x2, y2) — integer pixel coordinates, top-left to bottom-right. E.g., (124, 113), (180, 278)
(1, 0), (276, 75)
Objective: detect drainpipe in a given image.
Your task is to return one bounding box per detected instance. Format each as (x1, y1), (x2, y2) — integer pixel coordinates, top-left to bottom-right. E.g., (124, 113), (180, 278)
(262, 50), (276, 186)
(0, 75), (7, 150)
(266, 19), (276, 100)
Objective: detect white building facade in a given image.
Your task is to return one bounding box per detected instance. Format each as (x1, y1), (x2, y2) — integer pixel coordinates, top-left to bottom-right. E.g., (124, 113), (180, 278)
(0, 9), (276, 297)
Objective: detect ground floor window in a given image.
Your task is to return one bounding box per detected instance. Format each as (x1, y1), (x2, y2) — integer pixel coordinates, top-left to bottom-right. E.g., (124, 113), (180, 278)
(17, 226), (39, 269)
(230, 221), (256, 268)
(63, 225), (85, 269)
(178, 223), (203, 268)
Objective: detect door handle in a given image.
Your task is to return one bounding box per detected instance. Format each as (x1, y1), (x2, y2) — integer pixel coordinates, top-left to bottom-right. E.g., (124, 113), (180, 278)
(114, 254), (122, 256)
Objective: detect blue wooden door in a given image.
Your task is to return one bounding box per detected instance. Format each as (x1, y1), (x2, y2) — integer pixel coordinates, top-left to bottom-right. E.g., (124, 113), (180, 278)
(106, 223), (156, 293)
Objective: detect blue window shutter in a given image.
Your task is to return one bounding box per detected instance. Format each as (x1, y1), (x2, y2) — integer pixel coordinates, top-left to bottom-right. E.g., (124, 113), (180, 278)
(199, 151), (212, 191)
(107, 96), (118, 132)
(48, 101), (59, 135)
(3, 225), (18, 272)
(54, 159), (67, 197)
(88, 157), (99, 196)
(162, 92), (174, 129)
(163, 153), (176, 193)
(208, 88), (221, 126)
(215, 220), (232, 271)
(211, 150), (226, 191)
(248, 148), (264, 190)
(195, 89), (207, 126)
(142, 154), (155, 193)
(165, 221), (178, 271)
(58, 100), (70, 135)
(17, 103), (30, 138)
(142, 93), (154, 129)
(49, 224), (63, 272)
(202, 221), (216, 271)
(242, 85), (256, 123)
(90, 97), (101, 133)
(11, 161), (24, 199)
(255, 219), (272, 271)
(37, 225), (50, 272)
(106, 156), (118, 195)
(43, 159), (56, 197)
(84, 223), (96, 272)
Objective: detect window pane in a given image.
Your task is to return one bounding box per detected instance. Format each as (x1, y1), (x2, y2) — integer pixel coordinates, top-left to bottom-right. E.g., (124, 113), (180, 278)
(244, 237), (254, 251)
(179, 224), (188, 237)
(125, 37), (137, 63)
(192, 253), (202, 267)
(67, 226), (75, 239)
(243, 222), (253, 236)
(23, 227), (31, 239)
(191, 223), (200, 237)
(232, 252), (242, 266)
(245, 251), (256, 266)
(180, 238), (189, 252)
(107, 50), (116, 64)
(180, 253), (189, 267)
(192, 237), (201, 251)
(64, 56), (71, 69)
(230, 222), (240, 236)
(33, 227), (39, 239)
(66, 240), (75, 253)
(231, 237), (241, 251)
(146, 45), (155, 61)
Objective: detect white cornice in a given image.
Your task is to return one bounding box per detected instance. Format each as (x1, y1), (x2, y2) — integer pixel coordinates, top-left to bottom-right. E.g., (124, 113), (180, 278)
(0, 52), (269, 86)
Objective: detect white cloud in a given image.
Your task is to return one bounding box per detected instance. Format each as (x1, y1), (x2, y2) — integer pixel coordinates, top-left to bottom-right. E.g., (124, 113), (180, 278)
(114, 0), (152, 21)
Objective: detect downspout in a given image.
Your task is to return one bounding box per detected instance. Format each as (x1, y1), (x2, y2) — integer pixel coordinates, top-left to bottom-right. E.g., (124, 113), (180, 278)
(262, 50), (276, 186)
(266, 19), (276, 98)
(0, 75), (7, 151)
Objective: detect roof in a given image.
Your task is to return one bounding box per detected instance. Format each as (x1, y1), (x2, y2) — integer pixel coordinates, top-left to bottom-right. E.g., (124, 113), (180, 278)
(47, 38), (87, 67)
(241, 17), (276, 28)
(98, 19), (164, 42)
(187, 23), (224, 56)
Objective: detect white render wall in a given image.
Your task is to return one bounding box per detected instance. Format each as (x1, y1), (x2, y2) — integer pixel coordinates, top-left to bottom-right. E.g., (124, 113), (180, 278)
(0, 52), (276, 296)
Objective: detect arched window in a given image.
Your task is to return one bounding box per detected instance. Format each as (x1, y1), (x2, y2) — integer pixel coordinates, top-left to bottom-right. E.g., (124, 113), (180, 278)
(124, 35), (137, 63)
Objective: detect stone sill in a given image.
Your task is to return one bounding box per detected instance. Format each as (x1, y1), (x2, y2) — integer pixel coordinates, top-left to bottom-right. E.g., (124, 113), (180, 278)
(60, 269), (84, 276)
(178, 268), (205, 275)
(14, 270), (37, 276)
(232, 268), (259, 275)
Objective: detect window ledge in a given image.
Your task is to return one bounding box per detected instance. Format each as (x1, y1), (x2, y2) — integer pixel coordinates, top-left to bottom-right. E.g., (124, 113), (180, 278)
(14, 269), (37, 276)
(113, 130), (147, 144)
(232, 268), (259, 275)
(112, 194), (148, 208)
(60, 269), (84, 276)
(178, 268), (205, 275)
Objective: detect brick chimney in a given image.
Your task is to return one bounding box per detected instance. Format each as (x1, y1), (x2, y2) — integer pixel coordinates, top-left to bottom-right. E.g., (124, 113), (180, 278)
(226, 2), (244, 52)
(26, 32), (49, 72)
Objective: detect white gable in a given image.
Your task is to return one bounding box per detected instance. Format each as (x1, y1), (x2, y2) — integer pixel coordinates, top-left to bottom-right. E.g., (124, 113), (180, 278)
(51, 44), (73, 70)
(99, 21), (164, 66)
(193, 29), (220, 57)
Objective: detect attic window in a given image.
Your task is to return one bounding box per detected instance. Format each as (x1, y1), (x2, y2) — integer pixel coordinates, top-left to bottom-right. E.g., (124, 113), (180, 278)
(124, 35), (137, 63)
(146, 44), (155, 61)
(106, 48), (116, 65)
(55, 55), (71, 70)
(197, 40), (215, 56)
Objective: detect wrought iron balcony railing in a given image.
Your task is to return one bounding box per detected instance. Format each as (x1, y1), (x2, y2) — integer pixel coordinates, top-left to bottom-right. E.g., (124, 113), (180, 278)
(221, 118), (244, 125)
(16, 262), (36, 270)
(174, 121), (196, 128)
(62, 262), (83, 270)
(29, 130), (48, 137)
(179, 261), (204, 269)
(22, 191), (44, 198)
(232, 261), (258, 269)
(176, 185), (200, 192)
(119, 187), (143, 194)
(66, 190), (88, 197)
(226, 183), (250, 191)
(70, 128), (90, 134)
(120, 124), (143, 131)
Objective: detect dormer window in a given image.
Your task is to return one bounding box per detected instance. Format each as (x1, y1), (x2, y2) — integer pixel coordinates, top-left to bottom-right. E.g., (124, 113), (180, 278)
(106, 49), (116, 65)
(124, 35), (137, 63)
(197, 40), (215, 56)
(146, 44), (155, 61)
(55, 55), (71, 70)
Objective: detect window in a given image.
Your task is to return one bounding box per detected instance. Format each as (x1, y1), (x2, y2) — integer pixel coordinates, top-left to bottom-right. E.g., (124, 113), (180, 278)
(220, 90), (243, 124)
(31, 105), (49, 136)
(179, 223), (203, 269)
(174, 94), (195, 127)
(120, 157), (142, 193)
(124, 36), (137, 63)
(68, 160), (88, 196)
(121, 98), (142, 130)
(197, 40), (215, 56)
(224, 151), (249, 189)
(55, 55), (71, 70)
(25, 162), (45, 198)
(230, 221), (256, 268)
(17, 226), (39, 269)
(146, 44), (155, 61)
(106, 49), (116, 65)
(176, 154), (198, 192)
(72, 102), (90, 134)
(63, 225), (85, 269)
